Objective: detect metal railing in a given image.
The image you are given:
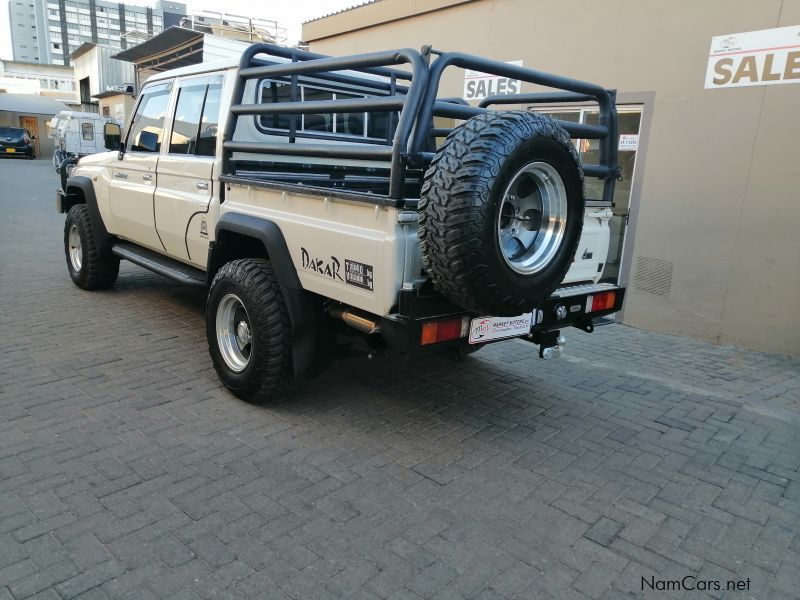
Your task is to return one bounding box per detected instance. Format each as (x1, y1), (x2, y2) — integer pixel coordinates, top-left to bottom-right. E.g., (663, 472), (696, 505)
(223, 43), (619, 203)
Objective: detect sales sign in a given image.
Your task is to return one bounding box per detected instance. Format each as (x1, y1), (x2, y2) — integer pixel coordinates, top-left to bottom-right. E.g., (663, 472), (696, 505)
(464, 60), (523, 101)
(705, 26), (800, 89)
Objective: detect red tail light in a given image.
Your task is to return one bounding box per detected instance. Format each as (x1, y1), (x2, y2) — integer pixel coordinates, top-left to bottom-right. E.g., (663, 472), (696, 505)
(420, 316), (467, 345)
(587, 291), (616, 313)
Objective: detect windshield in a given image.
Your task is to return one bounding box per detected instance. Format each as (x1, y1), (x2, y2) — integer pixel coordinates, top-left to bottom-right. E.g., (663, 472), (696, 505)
(0, 127), (24, 139)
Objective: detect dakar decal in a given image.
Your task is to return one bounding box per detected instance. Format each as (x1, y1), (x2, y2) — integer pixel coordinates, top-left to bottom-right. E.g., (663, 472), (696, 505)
(301, 247), (343, 281)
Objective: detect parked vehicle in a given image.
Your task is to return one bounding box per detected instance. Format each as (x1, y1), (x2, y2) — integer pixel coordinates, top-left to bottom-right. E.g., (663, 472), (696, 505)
(56, 43), (625, 402)
(49, 111), (120, 169)
(0, 126), (36, 159)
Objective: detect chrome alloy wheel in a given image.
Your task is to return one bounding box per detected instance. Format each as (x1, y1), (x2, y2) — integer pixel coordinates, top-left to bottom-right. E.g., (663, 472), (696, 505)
(216, 293), (253, 372)
(497, 161), (568, 275)
(68, 224), (83, 272)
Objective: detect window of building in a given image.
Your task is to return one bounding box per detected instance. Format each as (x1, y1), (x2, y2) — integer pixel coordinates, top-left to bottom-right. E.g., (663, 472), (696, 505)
(127, 83), (172, 152)
(102, 106), (110, 117)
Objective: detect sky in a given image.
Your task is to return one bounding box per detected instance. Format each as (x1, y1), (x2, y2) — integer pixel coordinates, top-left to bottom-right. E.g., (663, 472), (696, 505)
(0, 0), (367, 60)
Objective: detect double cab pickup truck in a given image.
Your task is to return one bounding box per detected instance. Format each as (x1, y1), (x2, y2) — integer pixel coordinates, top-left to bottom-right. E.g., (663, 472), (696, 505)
(57, 43), (625, 402)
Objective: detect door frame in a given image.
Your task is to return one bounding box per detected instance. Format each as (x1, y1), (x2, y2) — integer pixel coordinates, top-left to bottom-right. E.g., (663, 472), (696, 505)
(613, 92), (655, 322)
(525, 92), (656, 323)
(19, 116), (40, 156)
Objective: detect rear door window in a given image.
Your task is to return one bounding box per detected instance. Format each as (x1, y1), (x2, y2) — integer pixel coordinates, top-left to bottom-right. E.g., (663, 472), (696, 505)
(168, 75), (223, 156)
(169, 84), (206, 154)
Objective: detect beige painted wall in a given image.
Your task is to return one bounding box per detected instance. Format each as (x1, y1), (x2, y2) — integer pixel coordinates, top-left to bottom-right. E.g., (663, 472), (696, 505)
(304, 0), (800, 356)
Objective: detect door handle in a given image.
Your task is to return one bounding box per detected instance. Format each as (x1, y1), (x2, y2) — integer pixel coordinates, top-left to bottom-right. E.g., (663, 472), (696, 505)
(195, 182), (209, 190)
(114, 172), (128, 179)
(142, 174), (152, 182)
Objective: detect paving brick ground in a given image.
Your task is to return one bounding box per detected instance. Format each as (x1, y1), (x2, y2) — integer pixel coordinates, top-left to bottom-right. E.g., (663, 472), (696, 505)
(1, 159), (799, 599)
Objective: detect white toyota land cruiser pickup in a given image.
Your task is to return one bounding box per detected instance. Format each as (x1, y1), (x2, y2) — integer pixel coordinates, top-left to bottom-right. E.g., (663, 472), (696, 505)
(57, 43), (626, 402)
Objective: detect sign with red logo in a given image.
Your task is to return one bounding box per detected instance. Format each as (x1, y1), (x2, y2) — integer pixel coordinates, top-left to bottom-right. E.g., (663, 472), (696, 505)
(468, 313), (532, 344)
(706, 26), (800, 89)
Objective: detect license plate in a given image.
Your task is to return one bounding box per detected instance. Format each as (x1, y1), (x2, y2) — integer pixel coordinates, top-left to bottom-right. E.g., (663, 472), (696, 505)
(468, 313), (532, 344)
(5, 148), (16, 153)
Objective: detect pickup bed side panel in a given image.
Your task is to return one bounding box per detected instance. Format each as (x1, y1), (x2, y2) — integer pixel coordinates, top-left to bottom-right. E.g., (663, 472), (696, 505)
(221, 185), (404, 317)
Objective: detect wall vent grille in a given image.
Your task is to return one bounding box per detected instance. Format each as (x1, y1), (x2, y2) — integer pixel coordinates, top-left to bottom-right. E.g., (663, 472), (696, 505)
(633, 256), (674, 297)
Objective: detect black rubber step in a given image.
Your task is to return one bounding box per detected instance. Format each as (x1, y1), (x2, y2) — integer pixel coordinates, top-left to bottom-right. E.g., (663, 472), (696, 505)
(112, 241), (206, 287)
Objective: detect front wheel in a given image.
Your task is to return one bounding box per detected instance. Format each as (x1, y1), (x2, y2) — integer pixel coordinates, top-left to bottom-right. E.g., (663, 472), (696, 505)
(206, 259), (293, 402)
(64, 204), (119, 290)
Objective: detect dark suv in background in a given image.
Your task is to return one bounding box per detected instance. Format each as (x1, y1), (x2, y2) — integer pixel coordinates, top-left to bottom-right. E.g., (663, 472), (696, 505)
(0, 127), (35, 159)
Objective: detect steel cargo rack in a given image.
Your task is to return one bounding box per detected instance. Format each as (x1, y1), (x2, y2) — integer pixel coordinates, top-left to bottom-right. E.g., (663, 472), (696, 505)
(221, 43), (619, 205)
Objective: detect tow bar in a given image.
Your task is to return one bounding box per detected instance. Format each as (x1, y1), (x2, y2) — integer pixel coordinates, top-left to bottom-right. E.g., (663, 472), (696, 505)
(525, 330), (566, 359)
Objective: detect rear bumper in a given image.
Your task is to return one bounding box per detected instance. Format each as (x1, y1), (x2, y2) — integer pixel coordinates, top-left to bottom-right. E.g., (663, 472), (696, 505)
(381, 283), (625, 355)
(0, 146), (33, 157)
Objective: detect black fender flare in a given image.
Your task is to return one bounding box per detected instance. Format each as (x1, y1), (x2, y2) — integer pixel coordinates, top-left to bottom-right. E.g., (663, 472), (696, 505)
(65, 176), (114, 256)
(210, 212), (318, 380)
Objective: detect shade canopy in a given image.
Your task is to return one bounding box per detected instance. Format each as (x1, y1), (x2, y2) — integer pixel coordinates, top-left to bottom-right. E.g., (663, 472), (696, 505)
(0, 94), (72, 115)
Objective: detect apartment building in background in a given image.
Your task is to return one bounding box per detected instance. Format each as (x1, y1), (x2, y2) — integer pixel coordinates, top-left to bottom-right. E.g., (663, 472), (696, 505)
(8, 0), (186, 65)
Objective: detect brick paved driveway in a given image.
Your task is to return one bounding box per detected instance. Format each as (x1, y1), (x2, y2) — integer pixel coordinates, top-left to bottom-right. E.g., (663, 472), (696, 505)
(1, 159), (799, 600)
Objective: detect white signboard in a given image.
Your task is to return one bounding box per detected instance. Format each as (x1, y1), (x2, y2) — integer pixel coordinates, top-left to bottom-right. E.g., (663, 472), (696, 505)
(705, 26), (800, 89)
(468, 313), (532, 344)
(618, 134), (638, 151)
(464, 60), (523, 101)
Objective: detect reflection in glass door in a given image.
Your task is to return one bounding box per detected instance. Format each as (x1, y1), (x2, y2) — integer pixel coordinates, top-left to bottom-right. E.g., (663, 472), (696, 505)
(531, 106), (642, 284)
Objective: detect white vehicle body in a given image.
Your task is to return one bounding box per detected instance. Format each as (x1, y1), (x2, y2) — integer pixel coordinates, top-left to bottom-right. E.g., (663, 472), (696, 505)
(72, 58), (612, 317)
(59, 44), (625, 401)
(50, 111), (116, 160)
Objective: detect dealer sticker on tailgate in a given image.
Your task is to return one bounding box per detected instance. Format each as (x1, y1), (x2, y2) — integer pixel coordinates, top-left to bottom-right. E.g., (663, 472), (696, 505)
(468, 313), (532, 344)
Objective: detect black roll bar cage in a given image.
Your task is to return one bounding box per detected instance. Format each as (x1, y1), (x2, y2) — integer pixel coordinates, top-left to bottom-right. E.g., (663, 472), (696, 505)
(223, 43), (619, 203)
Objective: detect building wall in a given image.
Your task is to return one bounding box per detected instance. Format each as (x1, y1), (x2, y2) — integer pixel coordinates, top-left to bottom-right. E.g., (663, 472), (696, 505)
(0, 59), (76, 102)
(10, 0), (179, 66)
(97, 93), (134, 126)
(72, 45), (134, 100)
(303, 0), (800, 356)
(8, 0), (42, 63)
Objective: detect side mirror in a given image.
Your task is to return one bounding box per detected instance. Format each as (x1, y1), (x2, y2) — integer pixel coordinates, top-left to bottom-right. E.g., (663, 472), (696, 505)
(104, 123), (122, 151)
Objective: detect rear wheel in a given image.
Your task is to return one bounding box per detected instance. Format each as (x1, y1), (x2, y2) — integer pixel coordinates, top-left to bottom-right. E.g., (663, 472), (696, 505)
(206, 259), (293, 402)
(64, 204), (119, 290)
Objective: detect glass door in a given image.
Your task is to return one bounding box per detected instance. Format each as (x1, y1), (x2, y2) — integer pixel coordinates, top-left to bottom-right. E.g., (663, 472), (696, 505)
(532, 106), (643, 284)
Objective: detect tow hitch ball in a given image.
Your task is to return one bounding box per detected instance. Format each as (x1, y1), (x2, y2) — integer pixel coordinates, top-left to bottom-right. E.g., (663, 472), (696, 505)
(526, 330), (566, 359)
